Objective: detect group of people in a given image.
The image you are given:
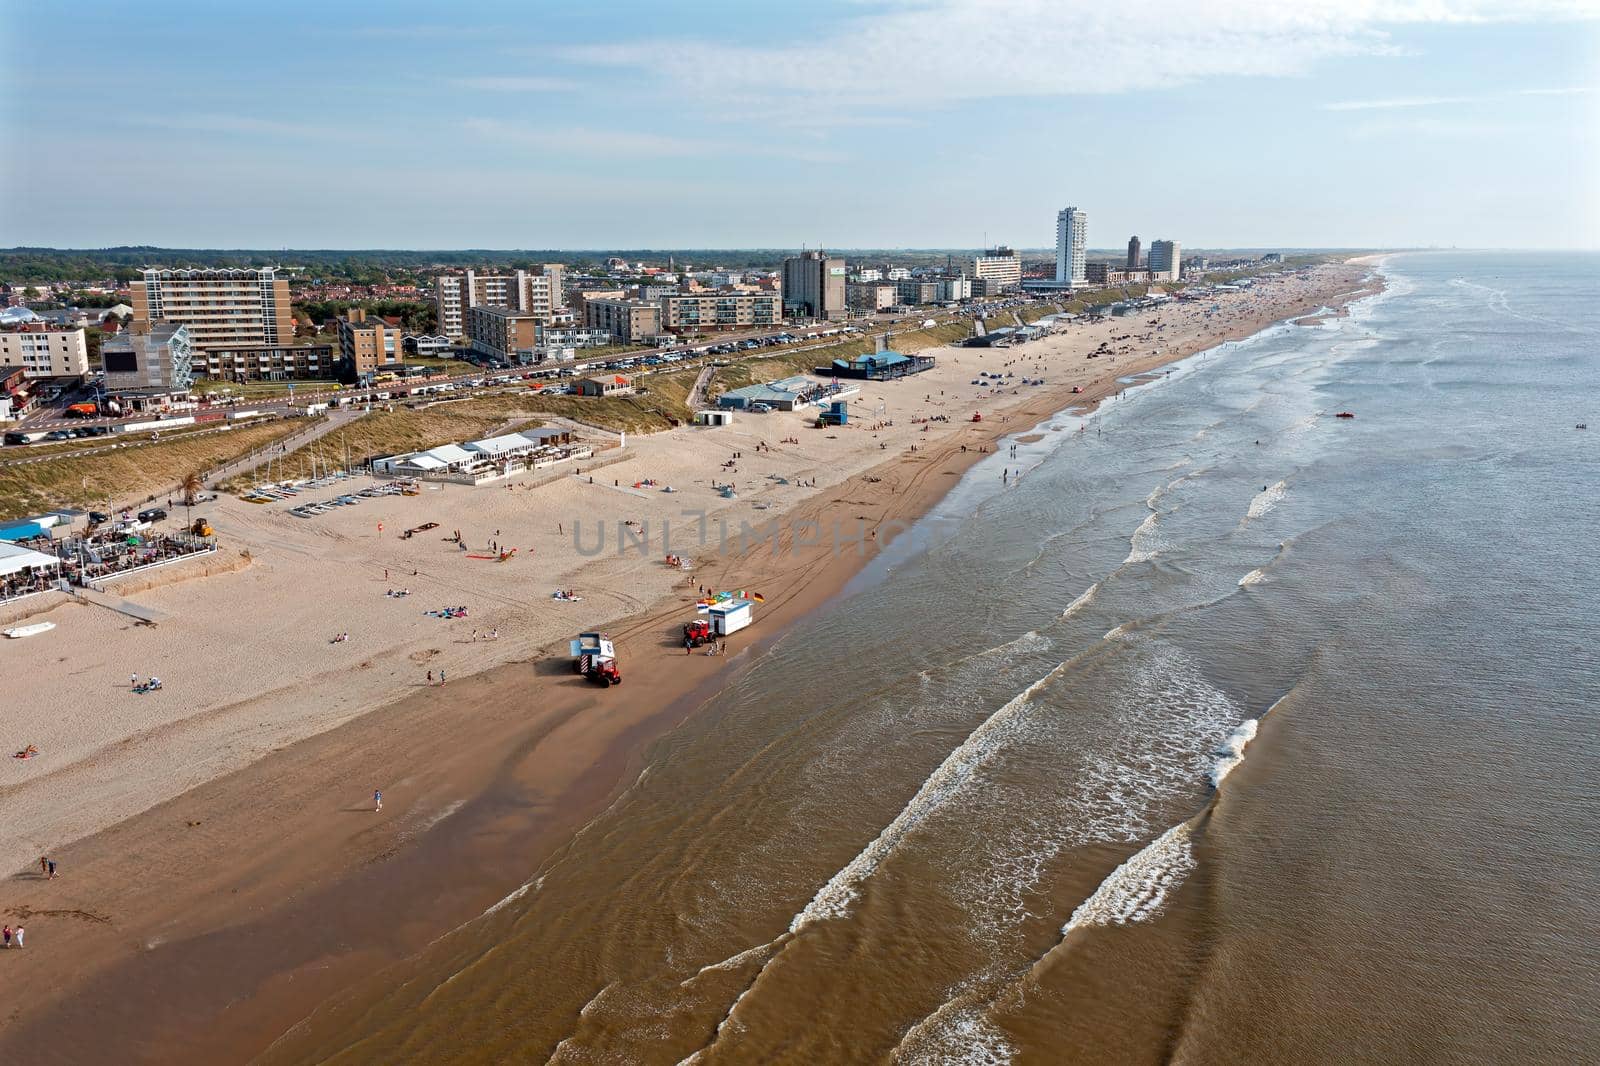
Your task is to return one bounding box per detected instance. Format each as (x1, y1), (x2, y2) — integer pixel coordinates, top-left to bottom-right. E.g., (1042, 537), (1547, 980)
(330, 632), (351, 644)
(385, 588), (412, 598)
(130, 673), (163, 694)
(2, 924), (22, 949)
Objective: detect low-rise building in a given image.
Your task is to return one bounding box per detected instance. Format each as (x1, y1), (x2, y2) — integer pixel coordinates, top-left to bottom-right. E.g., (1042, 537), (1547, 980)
(658, 292), (781, 332)
(102, 324), (194, 393)
(0, 327), (89, 378)
(847, 282), (897, 313)
(584, 298), (661, 344)
(895, 279), (940, 305)
(936, 275), (973, 302)
(405, 334), (454, 358)
(190, 345), (334, 383)
(574, 375), (633, 397)
(338, 308), (406, 381)
(466, 305), (543, 364)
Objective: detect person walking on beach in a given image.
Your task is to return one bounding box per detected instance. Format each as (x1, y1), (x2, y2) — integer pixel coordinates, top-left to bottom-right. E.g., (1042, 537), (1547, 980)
(40, 855), (48, 878)
(3, 925), (11, 948)
(46, 859), (56, 879)
(438, 670), (446, 685)
(426, 670), (433, 684)
(374, 789), (383, 811)
(11, 925), (20, 949)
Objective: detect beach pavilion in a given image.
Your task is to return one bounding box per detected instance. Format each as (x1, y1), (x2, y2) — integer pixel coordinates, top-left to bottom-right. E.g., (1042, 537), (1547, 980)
(0, 540), (62, 604)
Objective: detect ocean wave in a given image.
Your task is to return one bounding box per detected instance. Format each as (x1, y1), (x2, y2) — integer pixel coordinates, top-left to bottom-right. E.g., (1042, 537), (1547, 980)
(1237, 568), (1267, 588)
(893, 996), (1016, 1066)
(1124, 512), (1162, 563)
(1246, 479), (1287, 520)
(1061, 582), (1098, 618)
(1059, 820), (1196, 938)
(1210, 719), (1259, 787)
(787, 661), (1072, 933)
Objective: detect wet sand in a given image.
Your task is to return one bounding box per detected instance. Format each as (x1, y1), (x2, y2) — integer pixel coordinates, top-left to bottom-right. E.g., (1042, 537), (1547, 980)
(0, 265), (1376, 1064)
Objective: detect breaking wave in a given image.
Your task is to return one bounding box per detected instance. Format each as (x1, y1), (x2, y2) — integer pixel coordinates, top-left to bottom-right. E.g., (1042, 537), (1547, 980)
(1210, 719), (1258, 787)
(1246, 480), (1287, 520)
(1061, 582), (1098, 618)
(788, 661), (1072, 932)
(1059, 820), (1196, 939)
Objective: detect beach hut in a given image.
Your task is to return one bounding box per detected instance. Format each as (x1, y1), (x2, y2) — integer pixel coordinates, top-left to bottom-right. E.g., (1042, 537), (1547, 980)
(707, 598), (753, 636)
(695, 410), (733, 427)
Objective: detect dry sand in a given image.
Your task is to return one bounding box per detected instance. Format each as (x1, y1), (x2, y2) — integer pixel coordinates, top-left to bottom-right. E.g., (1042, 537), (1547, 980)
(0, 263), (1373, 1062)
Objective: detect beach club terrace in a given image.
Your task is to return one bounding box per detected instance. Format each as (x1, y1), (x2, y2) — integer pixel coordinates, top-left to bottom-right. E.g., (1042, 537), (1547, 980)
(0, 539), (62, 605)
(717, 375), (859, 412)
(818, 350), (935, 380)
(371, 427), (591, 484)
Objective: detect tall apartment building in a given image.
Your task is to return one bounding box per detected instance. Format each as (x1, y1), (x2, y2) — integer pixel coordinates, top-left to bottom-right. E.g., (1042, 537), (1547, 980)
(434, 268), (560, 339)
(1055, 208), (1088, 287)
(658, 293), (780, 332)
(131, 267), (293, 351)
(781, 250), (847, 321)
(102, 325), (194, 393)
(1127, 236), (1142, 270)
(1147, 240), (1181, 281)
(970, 246), (1022, 293)
(583, 298), (661, 344)
(466, 306), (544, 364)
(0, 327), (89, 378)
(337, 308), (406, 380)
(936, 276), (973, 302)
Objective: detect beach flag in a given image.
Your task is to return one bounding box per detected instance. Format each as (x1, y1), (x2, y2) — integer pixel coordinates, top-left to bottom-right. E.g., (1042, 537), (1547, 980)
(751, 592), (765, 603)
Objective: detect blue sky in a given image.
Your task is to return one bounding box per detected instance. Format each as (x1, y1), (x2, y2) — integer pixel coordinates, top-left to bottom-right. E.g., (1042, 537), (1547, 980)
(3, 0), (1596, 249)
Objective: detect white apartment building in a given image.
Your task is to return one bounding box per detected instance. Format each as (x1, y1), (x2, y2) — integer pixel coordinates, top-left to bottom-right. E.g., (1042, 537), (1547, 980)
(435, 268), (561, 339)
(1147, 240), (1182, 281)
(970, 246), (1022, 293)
(851, 268), (884, 283)
(1055, 207), (1088, 287)
(0, 328), (90, 378)
(131, 267), (293, 351)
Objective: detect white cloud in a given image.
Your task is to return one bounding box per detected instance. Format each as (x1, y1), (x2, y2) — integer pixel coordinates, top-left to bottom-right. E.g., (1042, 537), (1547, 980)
(463, 118), (843, 162)
(449, 76), (578, 92)
(1516, 85), (1599, 95)
(1323, 95), (1480, 110)
(552, 0), (1600, 111)
(125, 114), (347, 140)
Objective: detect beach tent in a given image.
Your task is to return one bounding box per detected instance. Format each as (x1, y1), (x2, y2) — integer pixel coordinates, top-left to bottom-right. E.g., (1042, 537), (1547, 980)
(0, 541), (61, 577)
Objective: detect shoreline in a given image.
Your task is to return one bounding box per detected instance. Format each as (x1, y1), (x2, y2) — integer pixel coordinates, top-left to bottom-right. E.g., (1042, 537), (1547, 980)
(0, 263), (1381, 1064)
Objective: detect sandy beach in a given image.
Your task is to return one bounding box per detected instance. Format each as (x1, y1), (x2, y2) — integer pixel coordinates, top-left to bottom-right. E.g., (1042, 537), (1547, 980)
(0, 262), (1376, 1063)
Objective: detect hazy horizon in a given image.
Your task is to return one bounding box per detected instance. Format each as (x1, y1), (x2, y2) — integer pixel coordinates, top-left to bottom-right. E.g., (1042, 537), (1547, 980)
(4, 1), (1596, 250)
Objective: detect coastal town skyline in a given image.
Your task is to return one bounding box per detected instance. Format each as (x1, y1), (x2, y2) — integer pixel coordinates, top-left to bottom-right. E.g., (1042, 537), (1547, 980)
(4, 1), (1597, 250)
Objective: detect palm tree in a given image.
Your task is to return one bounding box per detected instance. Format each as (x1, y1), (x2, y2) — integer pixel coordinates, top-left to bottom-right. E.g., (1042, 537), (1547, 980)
(181, 470), (203, 531)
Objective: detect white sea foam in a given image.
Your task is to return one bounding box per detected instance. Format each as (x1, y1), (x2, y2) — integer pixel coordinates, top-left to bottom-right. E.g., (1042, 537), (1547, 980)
(477, 874), (544, 921)
(894, 997), (1016, 1065)
(1061, 582), (1098, 618)
(1059, 820), (1196, 938)
(1210, 719), (1258, 787)
(788, 662), (1071, 933)
(1237, 568), (1267, 587)
(1124, 512), (1162, 563)
(1246, 480), (1287, 520)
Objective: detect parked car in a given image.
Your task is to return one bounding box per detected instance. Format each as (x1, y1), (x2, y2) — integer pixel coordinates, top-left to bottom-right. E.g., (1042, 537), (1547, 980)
(88, 511), (111, 526)
(45, 429), (74, 441)
(137, 507), (168, 523)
